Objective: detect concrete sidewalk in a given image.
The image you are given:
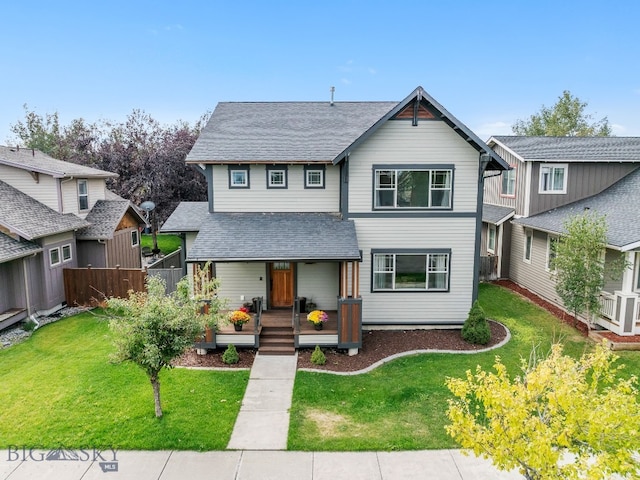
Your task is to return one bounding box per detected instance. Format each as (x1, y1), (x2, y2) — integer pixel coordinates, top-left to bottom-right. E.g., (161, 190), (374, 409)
(227, 353), (298, 450)
(0, 449), (520, 479)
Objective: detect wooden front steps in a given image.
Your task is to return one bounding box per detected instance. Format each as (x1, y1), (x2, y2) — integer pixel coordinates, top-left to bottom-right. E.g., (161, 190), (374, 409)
(259, 326), (295, 355)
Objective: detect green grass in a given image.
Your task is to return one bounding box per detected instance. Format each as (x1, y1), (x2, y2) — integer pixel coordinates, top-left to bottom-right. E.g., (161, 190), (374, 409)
(141, 233), (182, 254)
(288, 283), (636, 451)
(0, 312), (248, 450)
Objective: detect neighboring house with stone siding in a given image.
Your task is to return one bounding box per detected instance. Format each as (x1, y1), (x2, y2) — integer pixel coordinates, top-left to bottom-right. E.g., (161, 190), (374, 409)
(162, 86), (509, 353)
(0, 146), (146, 329)
(482, 136), (640, 336)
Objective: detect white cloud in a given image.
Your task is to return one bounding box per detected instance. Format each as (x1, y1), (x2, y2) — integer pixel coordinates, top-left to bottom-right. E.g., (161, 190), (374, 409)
(368, 67), (377, 75)
(164, 24), (184, 31)
(341, 78), (351, 85)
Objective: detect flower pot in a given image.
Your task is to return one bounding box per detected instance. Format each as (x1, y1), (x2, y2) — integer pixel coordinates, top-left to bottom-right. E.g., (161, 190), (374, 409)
(234, 323), (243, 332)
(313, 322), (323, 331)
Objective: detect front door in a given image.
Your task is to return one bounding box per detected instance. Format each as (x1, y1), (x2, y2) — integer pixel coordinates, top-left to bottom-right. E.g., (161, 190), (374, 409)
(270, 262), (293, 307)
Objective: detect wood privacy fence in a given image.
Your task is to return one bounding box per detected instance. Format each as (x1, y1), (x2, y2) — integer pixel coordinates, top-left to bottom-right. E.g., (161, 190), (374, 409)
(479, 256), (498, 281)
(63, 266), (147, 307)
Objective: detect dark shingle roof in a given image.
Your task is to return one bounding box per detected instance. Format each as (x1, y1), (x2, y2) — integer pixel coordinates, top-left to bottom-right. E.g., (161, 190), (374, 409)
(0, 181), (89, 240)
(187, 212), (360, 261)
(186, 87), (509, 171)
(187, 102), (397, 163)
(76, 200), (145, 240)
(490, 136), (640, 162)
(0, 145), (118, 178)
(0, 232), (41, 263)
(482, 204), (515, 225)
(514, 168), (640, 249)
(160, 202), (209, 232)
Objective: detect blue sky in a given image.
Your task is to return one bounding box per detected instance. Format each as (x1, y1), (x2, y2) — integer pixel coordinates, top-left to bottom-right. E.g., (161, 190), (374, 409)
(1, 0), (639, 143)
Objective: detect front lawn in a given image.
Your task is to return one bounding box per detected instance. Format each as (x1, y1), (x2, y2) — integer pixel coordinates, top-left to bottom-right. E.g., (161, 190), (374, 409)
(0, 313), (248, 450)
(141, 233), (182, 255)
(288, 283), (634, 451)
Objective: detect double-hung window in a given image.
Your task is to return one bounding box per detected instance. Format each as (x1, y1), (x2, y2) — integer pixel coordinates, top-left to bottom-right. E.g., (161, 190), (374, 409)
(372, 250), (450, 291)
(49, 247), (61, 267)
(267, 165), (288, 189)
(487, 225), (496, 254)
(62, 244), (72, 262)
(374, 166), (453, 209)
(539, 164), (567, 194)
(78, 179), (89, 211)
(501, 167), (516, 196)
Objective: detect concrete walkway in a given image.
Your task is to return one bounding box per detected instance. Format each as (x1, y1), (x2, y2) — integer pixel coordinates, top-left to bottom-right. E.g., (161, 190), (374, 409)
(0, 449), (521, 479)
(227, 353), (298, 450)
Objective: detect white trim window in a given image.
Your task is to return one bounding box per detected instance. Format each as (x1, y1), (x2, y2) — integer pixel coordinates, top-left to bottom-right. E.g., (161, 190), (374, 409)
(372, 251), (450, 291)
(524, 229), (533, 263)
(487, 225), (496, 254)
(230, 169), (249, 188)
(501, 167), (516, 196)
(546, 234), (558, 272)
(131, 230), (140, 247)
(539, 164), (567, 194)
(78, 179), (89, 211)
(266, 166), (288, 189)
(62, 244), (72, 263)
(49, 247), (61, 267)
(305, 169), (324, 188)
(374, 168), (452, 209)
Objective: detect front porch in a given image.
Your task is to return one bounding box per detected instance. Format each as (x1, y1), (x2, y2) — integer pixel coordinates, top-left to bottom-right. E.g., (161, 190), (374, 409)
(195, 295), (362, 355)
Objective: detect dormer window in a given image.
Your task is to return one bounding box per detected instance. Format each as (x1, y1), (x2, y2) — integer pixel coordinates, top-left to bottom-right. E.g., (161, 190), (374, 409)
(78, 179), (89, 211)
(539, 164), (567, 194)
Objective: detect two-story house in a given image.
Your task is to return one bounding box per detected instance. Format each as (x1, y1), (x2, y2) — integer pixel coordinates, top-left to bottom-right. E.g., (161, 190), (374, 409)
(0, 146), (146, 328)
(482, 136), (640, 336)
(161, 87), (509, 354)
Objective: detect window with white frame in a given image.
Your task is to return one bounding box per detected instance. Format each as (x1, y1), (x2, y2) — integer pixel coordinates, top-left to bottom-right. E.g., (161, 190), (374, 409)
(501, 167), (516, 196)
(487, 225), (496, 254)
(131, 230), (139, 247)
(546, 234), (558, 272)
(524, 229), (533, 263)
(267, 166), (287, 188)
(372, 251), (450, 291)
(374, 167), (452, 209)
(62, 244), (72, 262)
(304, 166), (325, 188)
(49, 247), (61, 267)
(539, 164), (567, 194)
(78, 179), (89, 210)
(229, 166), (250, 188)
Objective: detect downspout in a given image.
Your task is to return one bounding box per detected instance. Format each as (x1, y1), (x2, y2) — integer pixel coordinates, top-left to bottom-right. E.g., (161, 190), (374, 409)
(59, 176), (75, 213)
(23, 253), (40, 330)
(472, 154), (491, 302)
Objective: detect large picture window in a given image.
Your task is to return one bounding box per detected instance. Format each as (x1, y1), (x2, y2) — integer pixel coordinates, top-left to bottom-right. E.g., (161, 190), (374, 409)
(539, 164), (567, 194)
(372, 251), (450, 291)
(374, 167), (452, 209)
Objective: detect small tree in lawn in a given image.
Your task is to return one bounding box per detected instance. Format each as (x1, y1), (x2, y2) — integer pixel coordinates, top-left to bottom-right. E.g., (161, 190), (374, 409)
(107, 273), (221, 418)
(446, 342), (640, 480)
(553, 211), (625, 329)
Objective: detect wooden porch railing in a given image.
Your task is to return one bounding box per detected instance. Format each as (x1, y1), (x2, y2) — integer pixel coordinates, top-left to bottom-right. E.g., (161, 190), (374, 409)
(599, 292), (617, 320)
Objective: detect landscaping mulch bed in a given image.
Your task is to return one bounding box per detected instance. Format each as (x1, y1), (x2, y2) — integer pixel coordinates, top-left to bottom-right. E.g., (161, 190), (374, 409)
(175, 321), (507, 372)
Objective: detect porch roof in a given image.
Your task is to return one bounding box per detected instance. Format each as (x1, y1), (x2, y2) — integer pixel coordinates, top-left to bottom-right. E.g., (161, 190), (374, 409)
(187, 212), (361, 262)
(482, 204), (515, 226)
(0, 232), (42, 264)
(514, 167), (640, 250)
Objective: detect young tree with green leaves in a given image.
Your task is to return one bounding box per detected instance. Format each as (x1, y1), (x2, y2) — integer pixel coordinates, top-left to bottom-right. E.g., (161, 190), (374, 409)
(553, 211), (608, 328)
(446, 342), (640, 480)
(107, 272), (223, 418)
(512, 91), (611, 136)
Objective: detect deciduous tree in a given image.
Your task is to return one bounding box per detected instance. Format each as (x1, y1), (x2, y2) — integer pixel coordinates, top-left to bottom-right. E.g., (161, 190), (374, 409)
(512, 91), (611, 136)
(107, 272), (223, 418)
(446, 343), (640, 480)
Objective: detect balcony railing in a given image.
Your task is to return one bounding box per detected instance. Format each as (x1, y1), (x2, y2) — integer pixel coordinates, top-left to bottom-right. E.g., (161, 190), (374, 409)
(599, 292), (617, 321)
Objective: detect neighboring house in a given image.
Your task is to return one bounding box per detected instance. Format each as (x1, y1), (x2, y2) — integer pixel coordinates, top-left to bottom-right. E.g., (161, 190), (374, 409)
(162, 86), (509, 352)
(0, 180), (89, 326)
(482, 136), (640, 335)
(0, 146), (147, 327)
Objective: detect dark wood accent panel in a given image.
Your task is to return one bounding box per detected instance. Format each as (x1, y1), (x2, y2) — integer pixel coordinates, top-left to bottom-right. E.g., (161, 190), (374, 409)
(338, 297), (362, 348)
(394, 101), (436, 120)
